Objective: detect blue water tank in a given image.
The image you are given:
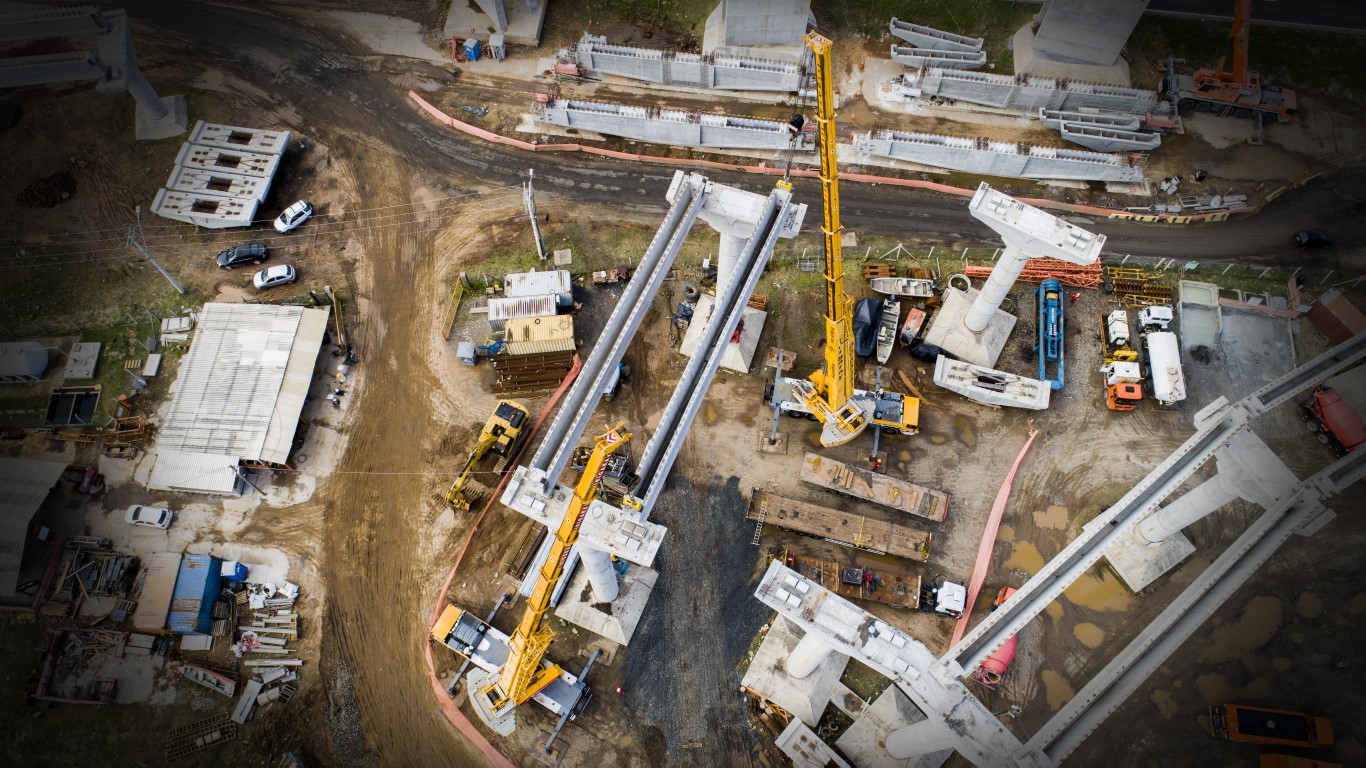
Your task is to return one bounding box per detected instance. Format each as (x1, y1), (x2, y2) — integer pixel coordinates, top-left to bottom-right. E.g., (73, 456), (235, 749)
(221, 560), (249, 582)
(464, 38), (482, 61)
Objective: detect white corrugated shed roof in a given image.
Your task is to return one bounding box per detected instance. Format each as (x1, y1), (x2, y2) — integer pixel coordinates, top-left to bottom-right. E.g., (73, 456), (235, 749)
(149, 303), (329, 494)
(146, 451), (242, 495)
(505, 269), (571, 298)
(0, 458), (68, 597)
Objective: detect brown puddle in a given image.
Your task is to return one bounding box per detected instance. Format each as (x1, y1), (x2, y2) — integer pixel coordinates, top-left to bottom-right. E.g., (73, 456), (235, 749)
(1041, 670), (1074, 711)
(1034, 505), (1068, 530)
(898, 450), (911, 462)
(1044, 602), (1065, 621)
(1004, 541), (1045, 574)
(1198, 595), (1283, 663)
(1347, 593), (1366, 615)
(997, 524), (1016, 542)
(1063, 570), (1135, 612)
(954, 415), (977, 447)
(1297, 592), (1324, 619)
(1272, 657), (1293, 672)
(1196, 673), (1235, 705)
(1150, 689), (1180, 718)
(704, 403), (718, 425)
(1072, 622), (1105, 648)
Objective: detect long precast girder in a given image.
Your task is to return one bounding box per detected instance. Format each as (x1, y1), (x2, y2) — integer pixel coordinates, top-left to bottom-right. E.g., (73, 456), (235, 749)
(633, 187), (795, 507)
(947, 332), (1366, 675)
(0, 6), (107, 43)
(1035, 446), (1366, 762)
(528, 173), (707, 487)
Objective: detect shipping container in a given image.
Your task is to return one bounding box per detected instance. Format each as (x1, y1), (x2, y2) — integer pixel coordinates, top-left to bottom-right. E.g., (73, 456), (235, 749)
(505, 315), (576, 356)
(168, 554), (224, 635)
(487, 294), (559, 333)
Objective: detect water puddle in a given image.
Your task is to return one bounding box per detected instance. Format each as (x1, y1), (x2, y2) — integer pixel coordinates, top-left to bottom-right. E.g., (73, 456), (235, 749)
(1196, 673), (1235, 705)
(1297, 592), (1324, 619)
(1072, 622), (1105, 648)
(704, 403), (718, 425)
(1034, 505), (1068, 530)
(805, 428), (824, 447)
(1198, 595), (1283, 663)
(928, 432), (948, 445)
(1063, 570), (1135, 612)
(1040, 670), (1074, 711)
(1044, 602), (1064, 621)
(1243, 677), (1273, 699)
(1150, 689), (1179, 718)
(1272, 657), (1293, 672)
(954, 415), (977, 448)
(898, 450), (911, 462)
(1347, 593), (1366, 615)
(1291, 631), (1305, 644)
(1004, 541), (1045, 574)
(997, 524), (1015, 542)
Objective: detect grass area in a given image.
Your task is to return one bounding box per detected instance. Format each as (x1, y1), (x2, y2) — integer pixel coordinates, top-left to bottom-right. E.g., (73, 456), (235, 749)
(815, 0), (1033, 72)
(839, 657), (892, 703)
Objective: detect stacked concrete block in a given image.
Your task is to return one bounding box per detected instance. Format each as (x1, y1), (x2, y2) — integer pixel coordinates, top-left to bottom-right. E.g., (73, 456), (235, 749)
(151, 120), (290, 228)
(889, 18), (983, 51)
(856, 130), (1144, 183)
(890, 45), (985, 70)
(1038, 109), (1158, 152)
(899, 68), (1158, 115)
(538, 99), (806, 151)
(568, 34), (801, 92)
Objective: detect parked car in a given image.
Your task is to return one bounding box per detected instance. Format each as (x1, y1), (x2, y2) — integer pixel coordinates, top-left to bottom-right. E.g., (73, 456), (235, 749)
(274, 200), (313, 233)
(1293, 229), (1334, 249)
(253, 264), (297, 289)
(216, 242), (268, 269)
(126, 504), (173, 529)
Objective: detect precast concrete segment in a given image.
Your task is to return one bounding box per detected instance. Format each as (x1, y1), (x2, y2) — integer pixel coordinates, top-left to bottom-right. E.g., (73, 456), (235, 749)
(964, 184), (1103, 333)
(1035, 447), (1366, 762)
(888, 18), (983, 52)
(890, 46), (986, 70)
(754, 561), (1050, 767)
(526, 172), (704, 480)
(855, 131), (1144, 184)
(567, 34), (802, 92)
(1031, 0), (1149, 68)
(578, 545), (619, 603)
(900, 68), (1158, 115)
(0, 5), (107, 42)
(1037, 109), (1141, 131)
(1057, 124), (1161, 153)
(633, 189), (797, 508)
(948, 333), (1366, 674)
(788, 632), (836, 679)
(537, 100), (808, 150)
(0, 52), (105, 88)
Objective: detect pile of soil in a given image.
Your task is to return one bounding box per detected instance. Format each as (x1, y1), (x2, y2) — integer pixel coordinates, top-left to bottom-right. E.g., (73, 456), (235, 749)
(18, 170), (76, 208)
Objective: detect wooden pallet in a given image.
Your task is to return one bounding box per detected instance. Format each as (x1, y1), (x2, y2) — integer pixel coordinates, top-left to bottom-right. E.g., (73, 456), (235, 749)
(164, 713), (238, 759)
(862, 263), (896, 279)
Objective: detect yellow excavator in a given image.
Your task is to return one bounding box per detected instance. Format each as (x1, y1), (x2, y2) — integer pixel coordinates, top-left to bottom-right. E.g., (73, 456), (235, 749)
(775, 32), (919, 447)
(444, 400), (531, 511)
(479, 423), (631, 713)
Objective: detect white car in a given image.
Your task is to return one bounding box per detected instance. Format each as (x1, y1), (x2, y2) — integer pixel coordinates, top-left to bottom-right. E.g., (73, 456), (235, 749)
(253, 264), (298, 290)
(273, 199), (313, 233)
(126, 504), (173, 529)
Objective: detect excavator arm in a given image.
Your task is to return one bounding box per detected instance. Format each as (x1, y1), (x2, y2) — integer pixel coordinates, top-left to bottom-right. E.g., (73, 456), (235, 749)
(483, 423), (632, 711)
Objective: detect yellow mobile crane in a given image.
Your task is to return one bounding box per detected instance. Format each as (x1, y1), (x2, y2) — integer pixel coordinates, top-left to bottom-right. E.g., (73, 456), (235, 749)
(774, 32), (919, 447)
(480, 423), (631, 714)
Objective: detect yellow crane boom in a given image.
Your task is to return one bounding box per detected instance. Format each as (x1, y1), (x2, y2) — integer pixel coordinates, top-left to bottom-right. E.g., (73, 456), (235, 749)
(795, 31), (869, 446)
(483, 423), (632, 711)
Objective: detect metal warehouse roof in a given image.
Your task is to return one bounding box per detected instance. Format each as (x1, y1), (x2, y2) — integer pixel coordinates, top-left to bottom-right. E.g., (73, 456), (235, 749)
(149, 303), (329, 494)
(0, 457), (68, 597)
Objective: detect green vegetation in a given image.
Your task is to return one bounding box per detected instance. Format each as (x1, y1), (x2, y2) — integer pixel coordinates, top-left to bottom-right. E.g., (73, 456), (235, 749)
(839, 657), (892, 702)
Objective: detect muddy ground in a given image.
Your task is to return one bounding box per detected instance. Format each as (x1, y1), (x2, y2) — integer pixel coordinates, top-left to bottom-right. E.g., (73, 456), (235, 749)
(2, 3), (1364, 768)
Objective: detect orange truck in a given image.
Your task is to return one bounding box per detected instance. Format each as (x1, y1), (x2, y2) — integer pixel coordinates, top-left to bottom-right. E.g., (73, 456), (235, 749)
(1210, 704), (1334, 749)
(1259, 756), (1343, 768)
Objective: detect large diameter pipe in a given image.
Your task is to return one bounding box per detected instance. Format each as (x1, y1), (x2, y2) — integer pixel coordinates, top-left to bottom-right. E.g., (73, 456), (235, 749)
(579, 545), (619, 603)
(787, 632), (835, 679)
(716, 232), (745, 294)
(1137, 472), (1238, 545)
(964, 244), (1027, 332)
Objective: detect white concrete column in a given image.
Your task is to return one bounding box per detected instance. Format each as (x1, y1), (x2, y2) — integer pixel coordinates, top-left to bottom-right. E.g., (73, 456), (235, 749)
(126, 66), (168, 119)
(579, 545), (620, 602)
(1138, 472), (1239, 545)
(716, 232), (746, 295)
(787, 632), (834, 679)
(965, 245), (1026, 332)
(886, 718), (959, 760)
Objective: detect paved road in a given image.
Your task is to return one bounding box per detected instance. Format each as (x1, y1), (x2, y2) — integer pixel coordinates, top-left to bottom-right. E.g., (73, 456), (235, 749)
(1147, 0), (1366, 33)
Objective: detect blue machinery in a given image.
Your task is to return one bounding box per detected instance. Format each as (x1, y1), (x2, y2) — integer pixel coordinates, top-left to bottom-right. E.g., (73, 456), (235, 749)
(1035, 278), (1065, 390)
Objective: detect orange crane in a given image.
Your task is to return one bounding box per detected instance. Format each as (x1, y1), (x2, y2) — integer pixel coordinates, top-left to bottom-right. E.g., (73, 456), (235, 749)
(1168, 0), (1297, 122)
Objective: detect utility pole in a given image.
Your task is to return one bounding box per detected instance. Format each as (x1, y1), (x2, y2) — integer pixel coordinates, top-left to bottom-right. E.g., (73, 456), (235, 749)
(130, 205), (185, 294)
(524, 169), (547, 261)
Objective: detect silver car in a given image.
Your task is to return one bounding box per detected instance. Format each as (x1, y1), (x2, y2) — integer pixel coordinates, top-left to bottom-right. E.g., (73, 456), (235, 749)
(126, 504), (173, 529)
(253, 263), (298, 289)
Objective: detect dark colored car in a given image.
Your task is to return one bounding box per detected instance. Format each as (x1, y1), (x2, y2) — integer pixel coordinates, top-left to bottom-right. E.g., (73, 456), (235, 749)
(216, 242), (268, 269)
(1293, 229), (1334, 249)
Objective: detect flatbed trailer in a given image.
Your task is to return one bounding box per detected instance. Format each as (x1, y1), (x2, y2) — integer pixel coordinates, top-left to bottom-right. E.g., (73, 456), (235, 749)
(748, 490), (932, 560)
(777, 549), (922, 610)
(799, 453), (949, 522)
